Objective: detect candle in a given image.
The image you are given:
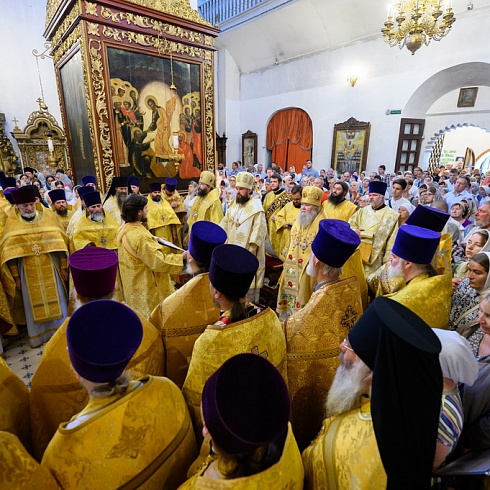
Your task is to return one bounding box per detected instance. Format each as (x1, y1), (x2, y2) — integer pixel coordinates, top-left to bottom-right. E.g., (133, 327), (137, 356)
(47, 139), (54, 152)
(173, 135), (179, 149)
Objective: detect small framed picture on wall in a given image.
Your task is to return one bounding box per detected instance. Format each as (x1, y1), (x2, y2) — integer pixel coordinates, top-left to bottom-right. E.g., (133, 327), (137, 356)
(457, 87), (478, 108)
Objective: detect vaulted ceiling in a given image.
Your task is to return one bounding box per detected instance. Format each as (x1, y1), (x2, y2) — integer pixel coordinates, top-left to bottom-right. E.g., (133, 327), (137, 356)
(214, 0), (490, 73)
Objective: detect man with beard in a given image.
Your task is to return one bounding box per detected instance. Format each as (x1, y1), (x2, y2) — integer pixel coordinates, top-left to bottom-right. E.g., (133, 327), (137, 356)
(220, 172), (267, 302)
(117, 194), (183, 317)
(0, 186), (69, 347)
(348, 180), (399, 277)
(149, 221), (226, 388)
(285, 219), (362, 451)
(71, 191), (119, 252)
(262, 173), (292, 223)
(276, 186), (324, 320)
(162, 177), (186, 217)
(66, 185), (96, 238)
(186, 170), (223, 243)
(29, 247), (165, 460)
(48, 188), (73, 231)
(269, 185), (302, 260)
(103, 176), (128, 225)
(322, 180), (357, 221)
(303, 297), (443, 490)
(385, 224), (452, 329)
(182, 244), (287, 441)
(146, 182), (183, 253)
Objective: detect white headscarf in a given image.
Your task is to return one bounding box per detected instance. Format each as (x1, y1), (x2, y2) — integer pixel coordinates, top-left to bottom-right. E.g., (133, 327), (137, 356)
(433, 329), (478, 385)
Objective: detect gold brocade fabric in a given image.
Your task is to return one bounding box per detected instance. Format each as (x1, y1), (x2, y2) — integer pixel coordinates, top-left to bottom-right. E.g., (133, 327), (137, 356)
(340, 249), (368, 312)
(70, 211), (119, 252)
(41, 376), (197, 490)
(0, 431), (60, 490)
(164, 189), (186, 215)
(149, 273), (220, 388)
(103, 195), (123, 225)
(269, 201), (300, 260)
(117, 222), (183, 318)
(147, 197), (183, 252)
(263, 189), (292, 220)
(0, 280), (16, 335)
(182, 308), (288, 439)
(386, 273), (452, 330)
(276, 212), (324, 317)
(321, 199), (358, 222)
(51, 205), (73, 232)
(0, 357), (31, 451)
(220, 197), (267, 289)
(348, 205), (399, 277)
(0, 208), (68, 324)
(30, 311), (165, 461)
(186, 188), (224, 243)
(66, 208), (82, 238)
(302, 399), (386, 490)
(178, 424), (304, 489)
(285, 277), (362, 451)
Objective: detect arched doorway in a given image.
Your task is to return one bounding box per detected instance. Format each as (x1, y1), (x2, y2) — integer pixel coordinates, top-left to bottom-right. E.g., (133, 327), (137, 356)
(266, 108), (312, 173)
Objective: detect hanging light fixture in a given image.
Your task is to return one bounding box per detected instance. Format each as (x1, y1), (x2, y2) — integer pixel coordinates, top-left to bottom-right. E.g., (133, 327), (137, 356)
(381, 1), (456, 55)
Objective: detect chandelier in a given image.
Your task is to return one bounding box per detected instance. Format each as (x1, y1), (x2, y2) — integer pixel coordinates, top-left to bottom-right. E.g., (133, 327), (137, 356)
(381, 1), (456, 55)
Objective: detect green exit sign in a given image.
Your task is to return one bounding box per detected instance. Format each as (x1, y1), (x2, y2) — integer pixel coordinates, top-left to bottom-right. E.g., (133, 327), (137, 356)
(390, 109), (402, 115)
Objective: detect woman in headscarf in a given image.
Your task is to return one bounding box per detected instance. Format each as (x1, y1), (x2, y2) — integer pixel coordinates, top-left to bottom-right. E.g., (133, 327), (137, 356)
(449, 252), (490, 331)
(398, 202), (415, 226)
(453, 229), (490, 281)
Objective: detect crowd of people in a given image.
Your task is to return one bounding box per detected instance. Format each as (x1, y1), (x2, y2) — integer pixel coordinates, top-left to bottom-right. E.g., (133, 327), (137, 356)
(0, 158), (489, 488)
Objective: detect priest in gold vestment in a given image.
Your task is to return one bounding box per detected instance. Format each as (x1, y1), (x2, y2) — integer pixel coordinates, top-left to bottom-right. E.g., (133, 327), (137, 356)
(0, 187), (69, 347)
(220, 172), (267, 302)
(65, 186), (93, 238)
(348, 181), (399, 277)
(103, 176), (129, 225)
(276, 186), (325, 319)
(186, 171), (224, 243)
(162, 177), (186, 215)
(70, 191), (119, 252)
(182, 245), (288, 440)
(41, 300), (197, 489)
(262, 173), (292, 221)
(285, 219), (362, 451)
(385, 224), (452, 330)
(117, 194), (183, 318)
(146, 182), (183, 253)
(149, 221), (226, 388)
(321, 181), (358, 222)
(48, 188), (73, 232)
(269, 185), (302, 260)
(304, 297), (442, 489)
(30, 248), (165, 460)
(180, 354), (303, 489)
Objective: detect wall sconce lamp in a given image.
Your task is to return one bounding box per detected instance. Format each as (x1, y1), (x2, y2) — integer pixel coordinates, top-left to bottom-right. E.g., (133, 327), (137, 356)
(347, 76), (358, 87)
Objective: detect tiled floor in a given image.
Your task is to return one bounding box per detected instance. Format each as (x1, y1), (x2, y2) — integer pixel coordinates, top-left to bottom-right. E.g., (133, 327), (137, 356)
(2, 328), (43, 388)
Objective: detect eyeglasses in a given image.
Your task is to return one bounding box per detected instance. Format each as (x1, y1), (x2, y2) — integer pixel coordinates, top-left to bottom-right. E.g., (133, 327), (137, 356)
(342, 338), (354, 352)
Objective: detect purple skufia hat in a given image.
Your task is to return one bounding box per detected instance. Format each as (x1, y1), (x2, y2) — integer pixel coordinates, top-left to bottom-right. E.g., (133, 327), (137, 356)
(405, 204), (449, 232)
(66, 300), (142, 383)
(149, 182), (162, 193)
(202, 353), (290, 454)
(49, 189), (66, 203)
(392, 225), (440, 264)
(209, 244), (258, 300)
(81, 175), (96, 186)
(3, 189), (14, 204)
(83, 191), (102, 207)
(128, 176), (140, 187)
(11, 186), (36, 204)
(188, 221), (227, 267)
(1, 177), (16, 189)
(312, 219), (360, 268)
(68, 248), (118, 298)
(77, 186), (94, 201)
(165, 178), (177, 192)
(368, 180), (387, 195)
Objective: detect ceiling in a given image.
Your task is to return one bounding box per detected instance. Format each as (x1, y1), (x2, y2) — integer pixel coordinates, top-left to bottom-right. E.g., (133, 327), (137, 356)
(214, 0), (490, 74)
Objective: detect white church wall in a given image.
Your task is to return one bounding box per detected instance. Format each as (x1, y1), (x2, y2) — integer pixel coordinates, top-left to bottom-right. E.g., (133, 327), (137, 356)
(220, 8), (490, 174)
(1, 1), (61, 156)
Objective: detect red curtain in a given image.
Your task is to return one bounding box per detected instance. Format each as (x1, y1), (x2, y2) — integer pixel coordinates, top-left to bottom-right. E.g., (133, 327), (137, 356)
(266, 108), (313, 173)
